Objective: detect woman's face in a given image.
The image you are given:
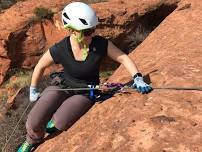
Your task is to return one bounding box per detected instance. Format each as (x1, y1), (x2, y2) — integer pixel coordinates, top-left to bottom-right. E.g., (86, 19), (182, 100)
(82, 28), (96, 37)
(73, 28), (96, 43)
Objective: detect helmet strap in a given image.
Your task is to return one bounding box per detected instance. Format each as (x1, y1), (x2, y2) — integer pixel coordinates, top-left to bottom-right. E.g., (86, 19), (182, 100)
(82, 44), (89, 60)
(76, 31), (89, 60)
(75, 31), (84, 43)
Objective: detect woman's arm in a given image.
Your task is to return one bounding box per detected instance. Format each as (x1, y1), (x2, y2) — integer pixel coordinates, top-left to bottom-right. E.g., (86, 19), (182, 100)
(107, 40), (152, 93)
(107, 40), (139, 76)
(31, 50), (54, 87)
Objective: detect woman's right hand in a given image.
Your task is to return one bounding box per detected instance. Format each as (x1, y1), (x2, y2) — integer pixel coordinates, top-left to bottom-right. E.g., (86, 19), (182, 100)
(29, 86), (40, 102)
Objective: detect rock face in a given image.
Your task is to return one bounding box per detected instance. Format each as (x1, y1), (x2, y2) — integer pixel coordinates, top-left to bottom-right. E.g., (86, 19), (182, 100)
(0, 0), (69, 84)
(0, 0), (179, 85)
(1, 0), (202, 151)
(33, 0), (202, 152)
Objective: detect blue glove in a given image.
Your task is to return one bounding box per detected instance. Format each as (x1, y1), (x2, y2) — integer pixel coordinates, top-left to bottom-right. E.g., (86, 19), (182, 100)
(29, 86), (40, 102)
(133, 73), (152, 93)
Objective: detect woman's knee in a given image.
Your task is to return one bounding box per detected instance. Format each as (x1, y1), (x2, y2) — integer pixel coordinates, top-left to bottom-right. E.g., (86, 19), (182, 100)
(26, 118), (45, 144)
(26, 115), (44, 132)
(53, 95), (95, 131)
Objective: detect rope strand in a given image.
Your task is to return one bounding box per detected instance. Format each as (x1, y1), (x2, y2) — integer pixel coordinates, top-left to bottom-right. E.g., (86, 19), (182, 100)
(46, 85), (202, 91)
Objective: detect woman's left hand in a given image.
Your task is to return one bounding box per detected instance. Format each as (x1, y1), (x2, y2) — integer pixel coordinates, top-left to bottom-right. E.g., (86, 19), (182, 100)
(133, 74), (152, 94)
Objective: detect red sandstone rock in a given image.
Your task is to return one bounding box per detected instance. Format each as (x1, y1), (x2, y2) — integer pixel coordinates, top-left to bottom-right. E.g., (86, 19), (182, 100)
(0, 58), (10, 84)
(0, 0), (180, 85)
(34, 0), (202, 151)
(1, 0), (202, 151)
(0, 0), (71, 84)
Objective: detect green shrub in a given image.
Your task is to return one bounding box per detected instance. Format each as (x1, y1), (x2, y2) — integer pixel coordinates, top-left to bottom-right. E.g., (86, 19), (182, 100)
(33, 7), (54, 20)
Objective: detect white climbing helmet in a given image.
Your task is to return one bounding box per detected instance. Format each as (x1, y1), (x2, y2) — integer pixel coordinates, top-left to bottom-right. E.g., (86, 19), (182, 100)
(62, 2), (99, 31)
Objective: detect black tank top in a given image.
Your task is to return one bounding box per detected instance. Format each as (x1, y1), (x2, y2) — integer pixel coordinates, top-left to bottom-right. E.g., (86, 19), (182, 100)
(49, 35), (108, 88)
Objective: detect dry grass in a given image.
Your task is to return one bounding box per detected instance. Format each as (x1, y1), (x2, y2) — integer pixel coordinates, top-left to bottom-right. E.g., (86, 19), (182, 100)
(0, 69), (32, 151)
(0, 100), (32, 152)
(0, 67), (52, 151)
(5, 69), (32, 89)
(0, 69), (32, 104)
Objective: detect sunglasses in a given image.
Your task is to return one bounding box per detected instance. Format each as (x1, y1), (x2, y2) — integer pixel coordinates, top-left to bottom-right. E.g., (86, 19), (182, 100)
(82, 28), (95, 36)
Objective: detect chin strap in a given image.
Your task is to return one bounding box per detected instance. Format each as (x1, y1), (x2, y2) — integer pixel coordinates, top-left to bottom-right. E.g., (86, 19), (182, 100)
(75, 30), (84, 43)
(74, 31), (89, 61)
(82, 44), (89, 60)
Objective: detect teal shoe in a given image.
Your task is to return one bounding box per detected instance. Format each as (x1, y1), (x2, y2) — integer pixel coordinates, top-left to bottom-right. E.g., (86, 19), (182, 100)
(46, 120), (58, 134)
(17, 141), (33, 152)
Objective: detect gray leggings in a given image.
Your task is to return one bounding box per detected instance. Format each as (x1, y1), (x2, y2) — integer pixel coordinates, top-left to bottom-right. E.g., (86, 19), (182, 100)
(26, 86), (94, 144)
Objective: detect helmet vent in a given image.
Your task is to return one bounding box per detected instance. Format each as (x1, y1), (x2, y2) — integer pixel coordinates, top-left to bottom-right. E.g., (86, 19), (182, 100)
(63, 12), (70, 20)
(79, 18), (88, 25)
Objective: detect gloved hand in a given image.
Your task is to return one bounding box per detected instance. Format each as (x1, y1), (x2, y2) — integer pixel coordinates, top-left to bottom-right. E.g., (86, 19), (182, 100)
(133, 73), (152, 93)
(29, 86), (40, 102)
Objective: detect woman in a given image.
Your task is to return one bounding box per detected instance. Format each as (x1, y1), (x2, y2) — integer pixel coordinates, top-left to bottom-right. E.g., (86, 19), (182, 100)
(18, 2), (152, 152)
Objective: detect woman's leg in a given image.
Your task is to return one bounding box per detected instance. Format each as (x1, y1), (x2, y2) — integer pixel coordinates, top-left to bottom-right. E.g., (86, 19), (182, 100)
(52, 95), (95, 131)
(26, 86), (70, 144)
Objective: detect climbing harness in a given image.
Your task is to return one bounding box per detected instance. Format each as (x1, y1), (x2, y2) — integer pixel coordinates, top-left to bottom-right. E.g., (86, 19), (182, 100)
(2, 102), (32, 152)
(88, 85), (96, 100)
